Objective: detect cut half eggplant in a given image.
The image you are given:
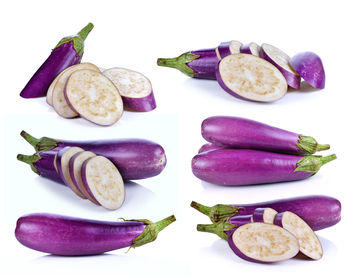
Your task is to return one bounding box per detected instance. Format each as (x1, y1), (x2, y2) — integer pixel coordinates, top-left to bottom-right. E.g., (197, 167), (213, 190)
(65, 69), (123, 126)
(69, 151), (99, 205)
(229, 222), (299, 263)
(103, 67), (156, 111)
(56, 147), (85, 198)
(252, 208), (278, 224)
(274, 211), (323, 260)
(81, 156), (125, 210)
(52, 63), (100, 118)
(240, 42), (260, 56)
(229, 40), (242, 54)
(260, 43), (300, 89)
(216, 54), (287, 102)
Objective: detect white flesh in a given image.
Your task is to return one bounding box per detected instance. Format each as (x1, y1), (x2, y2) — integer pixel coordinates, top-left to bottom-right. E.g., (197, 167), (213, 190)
(83, 156), (125, 210)
(54, 152), (58, 173)
(103, 67), (152, 98)
(261, 43), (298, 75)
(219, 54), (287, 102)
(46, 73), (61, 106)
(232, 223), (299, 262)
(52, 63), (100, 118)
(249, 42), (260, 56)
(65, 69), (123, 126)
(69, 151), (99, 205)
(279, 211), (323, 260)
(229, 40), (243, 54)
(215, 47), (222, 60)
(262, 208), (278, 223)
(59, 147), (85, 198)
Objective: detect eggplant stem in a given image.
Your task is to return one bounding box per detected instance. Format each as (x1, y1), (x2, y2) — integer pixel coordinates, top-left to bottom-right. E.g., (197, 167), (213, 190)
(321, 154), (337, 165)
(78, 23), (94, 41)
(131, 215), (176, 248)
(17, 153), (40, 174)
(157, 52), (199, 78)
(191, 201), (242, 223)
(316, 143), (331, 151)
(295, 154), (337, 173)
(297, 135), (330, 154)
(197, 221), (236, 240)
(20, 131), (39, 147)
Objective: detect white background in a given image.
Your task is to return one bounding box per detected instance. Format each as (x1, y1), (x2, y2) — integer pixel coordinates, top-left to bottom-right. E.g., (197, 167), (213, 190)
(0, 0), (349, 274)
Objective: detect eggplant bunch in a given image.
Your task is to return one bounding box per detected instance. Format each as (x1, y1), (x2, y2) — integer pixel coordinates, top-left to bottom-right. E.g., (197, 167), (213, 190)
(17, 131), (167, 210)
(192, 116), (336, 186)
(157, 40), (325, 102)
(192, 195), (341, 263)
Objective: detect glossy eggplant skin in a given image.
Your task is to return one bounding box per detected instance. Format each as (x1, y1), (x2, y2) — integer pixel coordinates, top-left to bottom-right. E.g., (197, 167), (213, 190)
(20, 132), (167, 181)
(20, 23), (93, 98)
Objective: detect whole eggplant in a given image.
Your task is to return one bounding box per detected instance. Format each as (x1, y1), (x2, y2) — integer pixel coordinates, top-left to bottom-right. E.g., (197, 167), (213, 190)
(202, 116), (330, 155)
(20, 23), (94, 98)
(17, 150), (61, 183)
(191, 195), (341, 230)
(15, 213), (175, 256)
(20, 131), (166, 180)
(157, 48), (218, 79)
(192, 149), (336, 186)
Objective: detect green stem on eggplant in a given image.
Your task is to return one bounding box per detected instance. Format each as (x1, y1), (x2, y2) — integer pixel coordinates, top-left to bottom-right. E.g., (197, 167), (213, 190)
(197, 220), (237, 240)
(157, 52), (199, 77)
(294, 154), (337, 173)
(191, 201), (242, 223)
(17, 153), (41, 174)
(21, 131), (59, 152)
(296, 135), (330, 154)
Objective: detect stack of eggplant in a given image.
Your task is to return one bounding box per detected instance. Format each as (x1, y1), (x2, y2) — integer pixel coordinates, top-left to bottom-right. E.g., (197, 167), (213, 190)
(157, 40), (325, 102)
(192, 195), (341, 263)
(17, 131), (167, 210)
(192, 116), (336, 186)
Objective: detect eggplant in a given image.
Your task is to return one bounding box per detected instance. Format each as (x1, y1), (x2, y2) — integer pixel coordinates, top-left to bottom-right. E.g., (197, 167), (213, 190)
(198, 143), (226, 154)
(17, 150), (61, 183)
(20, 23), (94, 98)
(15, 213), (176, 256)
(192, 149), (336, 186)
(20, 131), (166, 180)
(201, 116), (330, 155)
(190, 195), (341, 230)
(157, 48), (218, 79)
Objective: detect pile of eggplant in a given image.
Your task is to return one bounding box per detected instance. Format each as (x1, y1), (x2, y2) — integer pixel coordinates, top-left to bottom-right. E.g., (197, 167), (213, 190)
(17, 131), (167, 210)
(157, 40), (325, 102)
(192, 195), (341, 263)
(20, 23), (156, 126)
(192, 116), (336, 186)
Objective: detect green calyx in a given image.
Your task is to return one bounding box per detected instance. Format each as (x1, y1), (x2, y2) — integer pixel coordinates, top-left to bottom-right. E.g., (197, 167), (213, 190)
(296, 135), (330, 154)
(17, 153), (41, 175)
(20, 131), (60, 152)
(190, 201), (242, 223)
(294, 154), (337, 173)
(129, 215), (176, 249)
(197, 220), (237, 240)
(157, 52), (200, 77)
(54, 22), (94, 56)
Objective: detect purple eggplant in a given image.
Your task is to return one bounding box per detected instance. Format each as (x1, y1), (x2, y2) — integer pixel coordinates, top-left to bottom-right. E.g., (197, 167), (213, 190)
(192, 149), (336, 186)
(20, 23), (94, 98)
(15, 213), (176, 256)
(157, 48), (218, 79)
(20, 131), (166, 180)
(17, 151), (61, 183)
(201, 116), (330, 155)
(191, 195), (341, 230)
(198, 143), (227, 154)
(290, 51), (326, 89)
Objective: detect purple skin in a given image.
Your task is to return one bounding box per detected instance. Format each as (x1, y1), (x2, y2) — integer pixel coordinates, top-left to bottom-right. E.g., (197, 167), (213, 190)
(157, 48), (218, 80)
(217, 41), (231, 59)
(191, 149), (336, 186)
(20, 131), (166, 181)
(201, 116), (330, 155)
(260, 45), (301, 89)
(20, 23), (93, 98)
(17, 150), (62, 183)
(191, 195), (341, 231)
(122, 90), (157, 112)
(240, 43), (252, 54)
(15, 213), (176, 256)
(290, 52), (325, 89)
(198, 143), (226, 154)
